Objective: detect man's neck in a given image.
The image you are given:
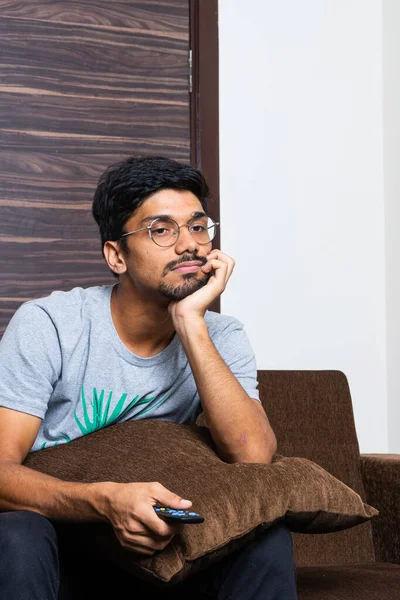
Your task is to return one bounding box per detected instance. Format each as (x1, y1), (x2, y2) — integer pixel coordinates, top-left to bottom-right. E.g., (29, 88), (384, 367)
(110, 281), (175, 358)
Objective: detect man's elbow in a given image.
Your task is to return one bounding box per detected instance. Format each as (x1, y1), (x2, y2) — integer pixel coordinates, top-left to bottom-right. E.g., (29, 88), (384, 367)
(226, 436), (278, 465)
(237, 444), (277, 464)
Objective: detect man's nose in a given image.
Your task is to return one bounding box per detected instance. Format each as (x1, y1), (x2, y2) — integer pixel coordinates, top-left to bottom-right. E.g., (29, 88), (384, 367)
(174, 225), (199, 254)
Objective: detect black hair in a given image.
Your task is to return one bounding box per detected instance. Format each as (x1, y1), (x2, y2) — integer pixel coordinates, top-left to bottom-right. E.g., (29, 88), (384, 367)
(92, 155), (210, 278)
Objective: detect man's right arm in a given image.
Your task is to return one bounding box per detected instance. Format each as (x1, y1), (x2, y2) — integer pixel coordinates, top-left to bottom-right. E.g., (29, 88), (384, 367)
(0, 407), (109, 521)
(0, 407), (192, 556)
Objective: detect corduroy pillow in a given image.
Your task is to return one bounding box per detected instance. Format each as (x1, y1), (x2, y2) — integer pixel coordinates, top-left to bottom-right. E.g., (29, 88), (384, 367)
(24, 420), (378, 586)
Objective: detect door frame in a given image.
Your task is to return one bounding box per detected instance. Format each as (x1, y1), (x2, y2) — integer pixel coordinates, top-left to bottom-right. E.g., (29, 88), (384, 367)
(190, 0), (220, 311)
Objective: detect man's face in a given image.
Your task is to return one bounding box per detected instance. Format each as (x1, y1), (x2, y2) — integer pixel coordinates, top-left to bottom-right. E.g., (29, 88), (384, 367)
(118, 189), (212, 302)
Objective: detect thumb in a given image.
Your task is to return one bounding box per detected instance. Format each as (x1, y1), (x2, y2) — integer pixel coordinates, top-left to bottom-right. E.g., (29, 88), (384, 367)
(154, 485), (192, 509)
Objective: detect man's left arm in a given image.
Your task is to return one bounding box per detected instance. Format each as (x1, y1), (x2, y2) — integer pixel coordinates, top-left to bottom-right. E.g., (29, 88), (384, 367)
(169, 250), (277, 464)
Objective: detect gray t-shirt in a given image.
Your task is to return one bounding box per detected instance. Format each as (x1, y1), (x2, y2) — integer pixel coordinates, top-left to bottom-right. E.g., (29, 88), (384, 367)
(0, 284), (260, 453)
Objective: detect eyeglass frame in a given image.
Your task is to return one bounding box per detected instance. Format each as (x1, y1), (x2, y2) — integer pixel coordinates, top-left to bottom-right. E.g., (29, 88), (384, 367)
(119, 215), (219, 247)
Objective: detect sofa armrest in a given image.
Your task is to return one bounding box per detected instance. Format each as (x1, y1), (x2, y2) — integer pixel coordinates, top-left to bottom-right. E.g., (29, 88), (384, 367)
(360, 454), (400, 564)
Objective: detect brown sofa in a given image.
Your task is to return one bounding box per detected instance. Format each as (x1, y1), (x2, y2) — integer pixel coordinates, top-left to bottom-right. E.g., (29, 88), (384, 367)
(56, 370), (399, 598)
(257, 370), (400, 599)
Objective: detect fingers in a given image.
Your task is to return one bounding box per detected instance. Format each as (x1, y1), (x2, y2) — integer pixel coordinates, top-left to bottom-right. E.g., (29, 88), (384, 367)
(109, 482), (190, 556)
(139, 505), (183, 540)
(204, 250), (235, 284)
(114, 510), (184, 555)
(150, 482), (192, 512)
(146, 481), (191, 536)
(202, 256), (235, 287)
(118, 531), (175, 555)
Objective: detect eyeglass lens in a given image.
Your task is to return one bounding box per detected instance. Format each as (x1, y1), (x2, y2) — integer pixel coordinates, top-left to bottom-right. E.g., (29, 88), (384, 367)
(150, 216), (216, 247)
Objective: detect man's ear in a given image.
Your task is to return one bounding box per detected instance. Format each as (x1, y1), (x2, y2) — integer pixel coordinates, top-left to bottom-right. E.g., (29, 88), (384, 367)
(103, 240), (126, 275)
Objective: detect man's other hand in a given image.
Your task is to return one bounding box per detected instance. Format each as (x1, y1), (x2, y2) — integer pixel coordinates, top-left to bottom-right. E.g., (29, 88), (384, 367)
(97, 481), (192, 556)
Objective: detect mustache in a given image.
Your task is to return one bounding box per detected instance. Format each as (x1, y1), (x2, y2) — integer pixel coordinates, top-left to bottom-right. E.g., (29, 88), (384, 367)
(162, 254), (207, 277)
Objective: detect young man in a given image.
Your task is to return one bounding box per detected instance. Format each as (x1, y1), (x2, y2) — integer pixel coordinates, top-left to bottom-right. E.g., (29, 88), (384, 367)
(0, 156), (297, 599)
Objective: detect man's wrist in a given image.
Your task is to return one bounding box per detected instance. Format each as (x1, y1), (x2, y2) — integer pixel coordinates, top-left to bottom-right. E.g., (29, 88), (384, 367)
(87, 481), (118, 523)
(173, 314), (208, 341)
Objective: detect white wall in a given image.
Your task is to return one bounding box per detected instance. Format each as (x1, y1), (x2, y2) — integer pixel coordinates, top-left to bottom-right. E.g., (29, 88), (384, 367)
(218, 0), (388, 453)
(383, 0), (400, 453)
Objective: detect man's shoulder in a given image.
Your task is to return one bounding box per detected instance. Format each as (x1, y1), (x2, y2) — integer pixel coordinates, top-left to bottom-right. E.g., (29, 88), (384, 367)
(22, 284), (112, 315)
(9, 285), (114, 335)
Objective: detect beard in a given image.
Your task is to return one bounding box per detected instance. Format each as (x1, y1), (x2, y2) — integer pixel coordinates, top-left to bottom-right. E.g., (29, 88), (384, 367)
(158, 271), (211, 301)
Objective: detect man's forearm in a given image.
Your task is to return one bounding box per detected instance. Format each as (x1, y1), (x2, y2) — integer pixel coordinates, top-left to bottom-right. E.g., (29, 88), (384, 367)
(0, 459), (110, 521)
(176, 318), (277, 463)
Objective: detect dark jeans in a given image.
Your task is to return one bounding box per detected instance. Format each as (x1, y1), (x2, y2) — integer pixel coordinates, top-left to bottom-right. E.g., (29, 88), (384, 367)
(0, 511), (297, 599)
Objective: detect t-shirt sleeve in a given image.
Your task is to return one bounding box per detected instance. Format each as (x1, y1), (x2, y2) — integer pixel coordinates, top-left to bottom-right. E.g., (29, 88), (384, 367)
(212, 318), (260, 402)
(0, 303), (62, 419)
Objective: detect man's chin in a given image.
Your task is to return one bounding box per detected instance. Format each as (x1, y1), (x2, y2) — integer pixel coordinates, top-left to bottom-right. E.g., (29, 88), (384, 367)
(158, 273), (210, 302)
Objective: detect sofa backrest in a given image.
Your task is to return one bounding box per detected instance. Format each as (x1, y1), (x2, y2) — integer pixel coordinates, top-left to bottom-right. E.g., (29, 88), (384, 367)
(257, 370), (375, 565)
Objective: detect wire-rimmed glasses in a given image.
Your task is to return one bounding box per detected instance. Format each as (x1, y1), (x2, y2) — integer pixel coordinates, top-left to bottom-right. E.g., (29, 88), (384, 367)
(120, 215), (219, 247)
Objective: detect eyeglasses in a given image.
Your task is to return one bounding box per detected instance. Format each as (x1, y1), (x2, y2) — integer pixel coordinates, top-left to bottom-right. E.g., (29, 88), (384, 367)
(120, 215), (219, 248)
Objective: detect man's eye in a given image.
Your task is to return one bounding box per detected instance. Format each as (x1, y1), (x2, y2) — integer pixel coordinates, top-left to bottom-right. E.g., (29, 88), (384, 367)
(190, 225), (206, 233)
(153, 228), (170, 236)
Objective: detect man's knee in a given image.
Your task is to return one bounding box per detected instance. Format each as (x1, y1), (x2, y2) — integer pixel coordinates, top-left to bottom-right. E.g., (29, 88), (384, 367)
(0, 510), (59, 573)
(256, 523), (296, 572)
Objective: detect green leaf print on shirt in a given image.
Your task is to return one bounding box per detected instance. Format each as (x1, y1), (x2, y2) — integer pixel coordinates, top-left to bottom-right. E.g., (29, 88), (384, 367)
(40, 432), (71, 450)
(74, 386), (169, 436)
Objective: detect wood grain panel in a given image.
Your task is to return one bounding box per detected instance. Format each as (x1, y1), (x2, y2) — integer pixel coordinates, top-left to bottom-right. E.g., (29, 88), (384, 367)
(0, 1), (190, 337)
(0, 94), (188, 136)
(0, 1), (188, 30)
(0, 18), (187, 69)
(0, 133), (188, 156)
(1, 239), (110, 295)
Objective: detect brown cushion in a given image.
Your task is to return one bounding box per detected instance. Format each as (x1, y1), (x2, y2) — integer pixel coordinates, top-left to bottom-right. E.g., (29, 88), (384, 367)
(24, 420), (378, 585)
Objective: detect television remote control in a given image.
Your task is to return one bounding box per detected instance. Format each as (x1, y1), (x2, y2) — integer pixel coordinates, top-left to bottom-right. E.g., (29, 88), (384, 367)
(154, 506), (204, 523)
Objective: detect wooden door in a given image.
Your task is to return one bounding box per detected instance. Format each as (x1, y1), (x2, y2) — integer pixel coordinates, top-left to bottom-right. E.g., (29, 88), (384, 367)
(0, 1), (193, 336)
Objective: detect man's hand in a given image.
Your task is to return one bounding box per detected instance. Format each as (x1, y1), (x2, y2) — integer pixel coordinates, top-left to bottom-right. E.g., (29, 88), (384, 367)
(169, 249), (235, 326)
(100, 481), (192, 556)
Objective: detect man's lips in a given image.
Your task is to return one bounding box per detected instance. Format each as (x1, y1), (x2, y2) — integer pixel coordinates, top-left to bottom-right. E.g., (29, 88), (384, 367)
(171, 261), (203, 274)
